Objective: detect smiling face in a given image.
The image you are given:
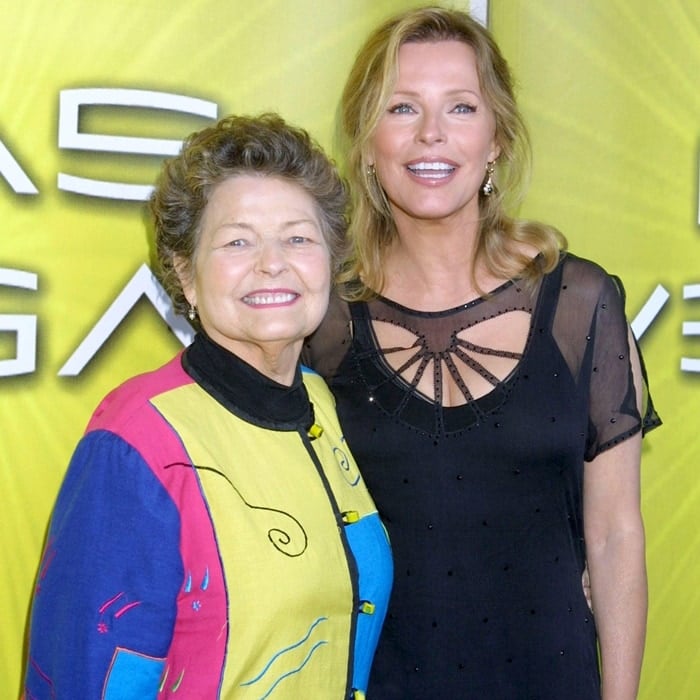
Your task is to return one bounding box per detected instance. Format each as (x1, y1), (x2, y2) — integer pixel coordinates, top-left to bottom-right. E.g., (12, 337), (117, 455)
(369, 40), (500, 230)
(179, 174), (331, 381)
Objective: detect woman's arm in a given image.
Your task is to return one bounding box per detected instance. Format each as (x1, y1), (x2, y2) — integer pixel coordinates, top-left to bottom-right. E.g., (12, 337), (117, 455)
(24, 432), (182, 699)
(583, 328), (647, 700)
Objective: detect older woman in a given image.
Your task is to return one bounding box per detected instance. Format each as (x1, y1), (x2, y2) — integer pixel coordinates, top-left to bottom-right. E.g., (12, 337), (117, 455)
(304, 7), (660, 699)
(24, 114), (392, 700)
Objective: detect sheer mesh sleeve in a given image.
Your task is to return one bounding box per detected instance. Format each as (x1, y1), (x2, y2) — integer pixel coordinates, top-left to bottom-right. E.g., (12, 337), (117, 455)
(553, 255), (661, 462)
(302, 291), (353, 381)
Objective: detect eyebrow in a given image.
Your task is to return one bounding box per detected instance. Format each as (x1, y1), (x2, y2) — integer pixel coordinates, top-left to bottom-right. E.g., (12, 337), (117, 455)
(217, 218), (319, 231)
(391, 88), (482, 99)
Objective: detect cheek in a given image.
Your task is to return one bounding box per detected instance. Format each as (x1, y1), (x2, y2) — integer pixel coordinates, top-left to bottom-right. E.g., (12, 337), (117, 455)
(313, 269), (332, 295)
(194, 259), (242, 304)
(369, 125), (399, 162)
(306, 257), (332, 294)
(374, 139), (397, 166)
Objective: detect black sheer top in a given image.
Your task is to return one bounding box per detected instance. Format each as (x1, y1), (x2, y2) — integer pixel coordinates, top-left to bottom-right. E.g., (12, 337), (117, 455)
(303, 252), (660, 699)
(305, 252), (660, 458)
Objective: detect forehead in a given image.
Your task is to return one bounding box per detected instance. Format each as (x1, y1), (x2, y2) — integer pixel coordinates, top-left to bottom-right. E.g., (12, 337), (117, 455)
(395, 40), (480, 87)
(194, 175), (323, 250)
(207, 174), (313, 208)
(201, 174), (320, 226)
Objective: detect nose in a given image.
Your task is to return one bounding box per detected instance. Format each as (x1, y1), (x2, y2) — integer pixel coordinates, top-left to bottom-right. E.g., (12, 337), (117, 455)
(417, 109), (445, 145)
(255, 238), (288, 276)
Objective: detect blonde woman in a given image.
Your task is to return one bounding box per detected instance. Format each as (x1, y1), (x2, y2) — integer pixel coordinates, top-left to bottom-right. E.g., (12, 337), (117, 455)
(305, 7), (660, 699)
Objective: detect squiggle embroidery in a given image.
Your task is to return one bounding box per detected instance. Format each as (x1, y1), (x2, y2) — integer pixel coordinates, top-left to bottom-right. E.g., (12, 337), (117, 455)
(240, 617), (328, 698)
(158, 665), (186, 694)
(164, 462), (308, 557)
(333, 442), (360, 486)
(34, 538), (56, 595)
(258, 641), (327, 699)
(96, 591), (142, 634)
(182, 568), (210, 612)
(27, 657), (55, 698)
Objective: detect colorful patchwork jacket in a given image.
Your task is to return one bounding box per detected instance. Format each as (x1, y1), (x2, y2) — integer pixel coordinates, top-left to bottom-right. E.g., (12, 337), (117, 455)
(25, 334), (393, 699)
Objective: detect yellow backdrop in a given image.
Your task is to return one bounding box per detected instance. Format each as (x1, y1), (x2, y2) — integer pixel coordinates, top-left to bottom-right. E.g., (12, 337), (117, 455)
(0, 1), (432, 695)
(491, 3), (700, 697)
(2, 1), (697, 698)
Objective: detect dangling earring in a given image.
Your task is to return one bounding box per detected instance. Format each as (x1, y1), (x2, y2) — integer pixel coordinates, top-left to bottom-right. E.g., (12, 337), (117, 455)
(187, 304), (197, 322)
(366, 163), (376, 178)
(482, 161), (495, 196)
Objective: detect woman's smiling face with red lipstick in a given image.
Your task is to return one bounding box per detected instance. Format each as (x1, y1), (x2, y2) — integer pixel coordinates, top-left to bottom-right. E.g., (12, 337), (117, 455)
(181, 174), (331, 376)
(369, 40), (500, 229)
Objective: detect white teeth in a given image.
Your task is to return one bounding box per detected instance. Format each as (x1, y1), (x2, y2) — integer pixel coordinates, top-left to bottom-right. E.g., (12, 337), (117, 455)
(409, 161), (453, 171)
(407, 162), (455, 177)
(243, 292), (297, 305)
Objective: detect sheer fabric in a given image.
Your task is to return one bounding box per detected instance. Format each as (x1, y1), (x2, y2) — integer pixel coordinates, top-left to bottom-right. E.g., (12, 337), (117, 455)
(303, 253), (660, 698)
(306, 253), (658, 457)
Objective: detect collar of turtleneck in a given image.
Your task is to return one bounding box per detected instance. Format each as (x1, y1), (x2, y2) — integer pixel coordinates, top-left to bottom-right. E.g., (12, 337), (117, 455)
(182, 332), (314, 432)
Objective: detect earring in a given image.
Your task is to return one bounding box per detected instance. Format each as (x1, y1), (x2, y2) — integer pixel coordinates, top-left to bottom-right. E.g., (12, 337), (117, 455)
(482, 161), (495, 196)
(366, 163), (376, 177)
(187, 305), (197, 322)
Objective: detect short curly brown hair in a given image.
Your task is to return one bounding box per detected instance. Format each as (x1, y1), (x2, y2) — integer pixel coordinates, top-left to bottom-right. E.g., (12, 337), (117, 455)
(150, 113), (348, 319)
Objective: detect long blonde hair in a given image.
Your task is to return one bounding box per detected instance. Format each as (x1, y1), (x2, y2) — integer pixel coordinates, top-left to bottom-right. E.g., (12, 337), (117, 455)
(339, 6), (565, 299)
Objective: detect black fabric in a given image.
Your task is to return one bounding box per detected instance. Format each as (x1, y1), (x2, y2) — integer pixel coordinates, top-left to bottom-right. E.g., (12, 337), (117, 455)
(304, 253), (660, 699)
(183, 332), (313, 432)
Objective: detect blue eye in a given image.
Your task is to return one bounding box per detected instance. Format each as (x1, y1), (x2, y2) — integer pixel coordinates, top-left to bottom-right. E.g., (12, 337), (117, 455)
(388, 103), (414, 114)
(453, 103), (476, 114)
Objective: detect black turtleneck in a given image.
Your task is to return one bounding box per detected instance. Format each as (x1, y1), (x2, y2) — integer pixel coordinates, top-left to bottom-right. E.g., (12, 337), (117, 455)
(182, 333), (314, 432)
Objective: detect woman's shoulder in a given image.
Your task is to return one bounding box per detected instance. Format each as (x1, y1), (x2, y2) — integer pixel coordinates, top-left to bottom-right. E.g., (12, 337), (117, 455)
(555, 251), (624, 300)
(541, 252), (631, 338)
(88, 353), (190, 432)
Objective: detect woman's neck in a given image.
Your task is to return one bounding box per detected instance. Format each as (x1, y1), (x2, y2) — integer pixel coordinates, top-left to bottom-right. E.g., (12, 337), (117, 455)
(381, 218), (490, 310)
(205, 330), (301, 386)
